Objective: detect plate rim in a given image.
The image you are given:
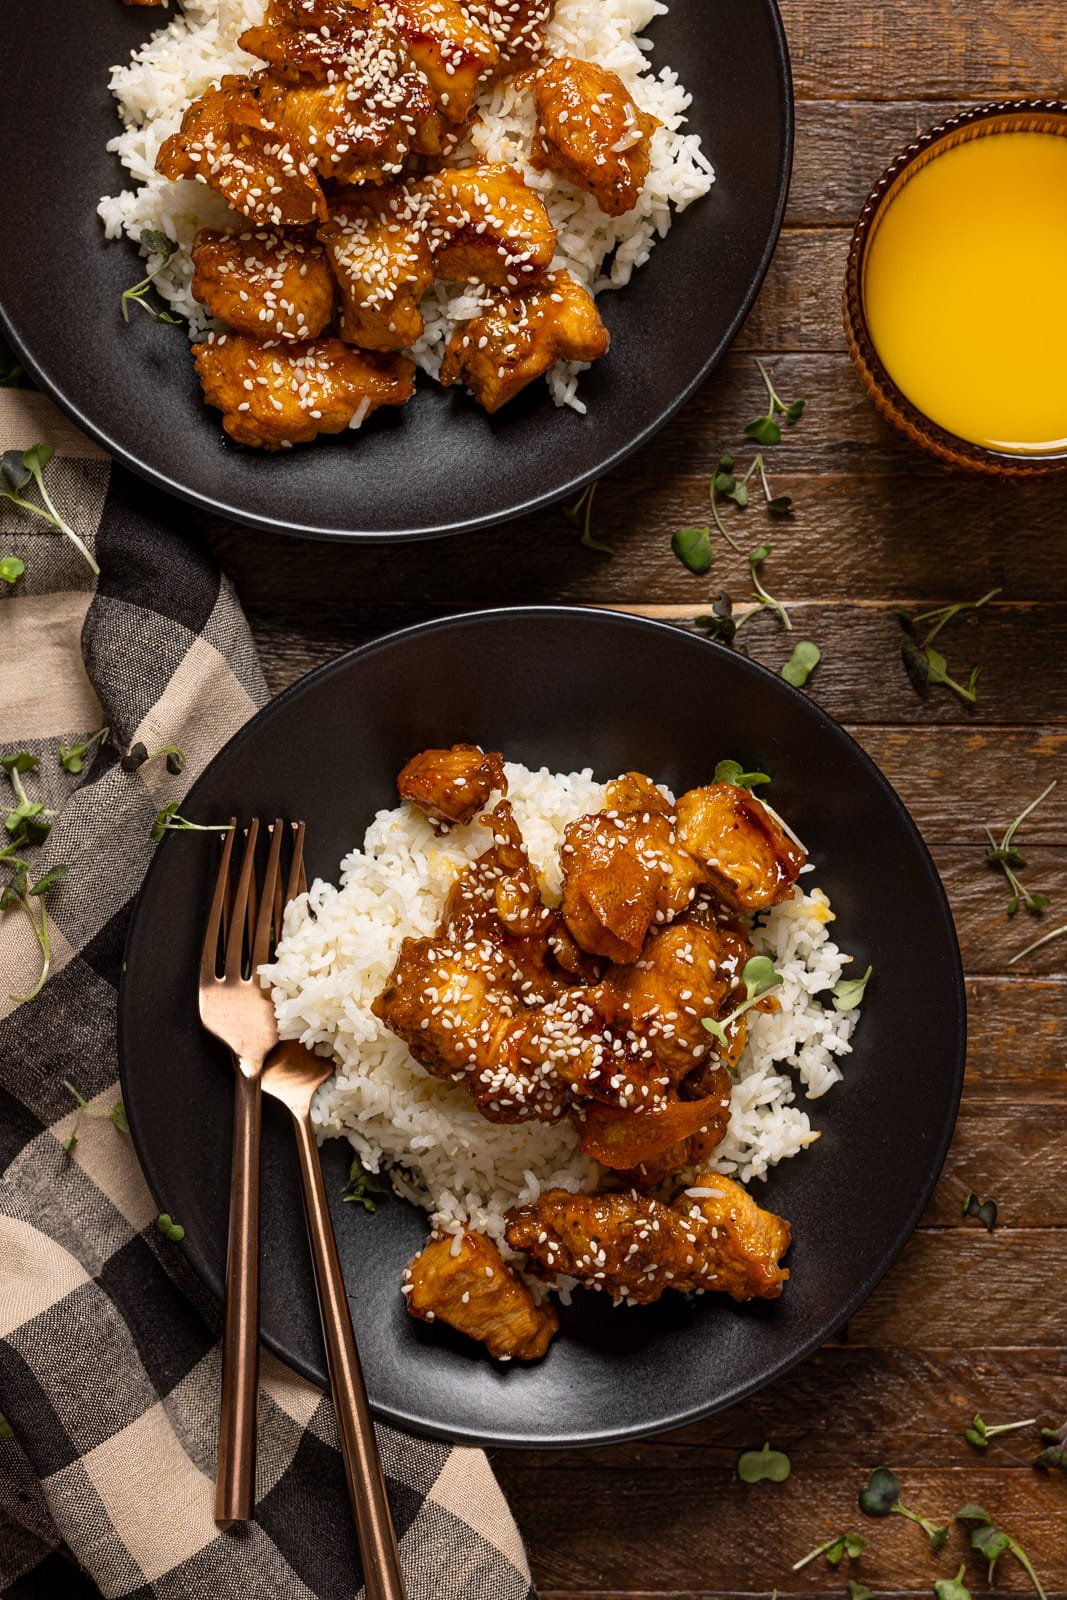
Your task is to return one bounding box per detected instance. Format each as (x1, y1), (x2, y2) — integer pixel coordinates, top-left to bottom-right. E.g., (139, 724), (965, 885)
(0, 0), (794, 544)
(118, 604), (967, 1449)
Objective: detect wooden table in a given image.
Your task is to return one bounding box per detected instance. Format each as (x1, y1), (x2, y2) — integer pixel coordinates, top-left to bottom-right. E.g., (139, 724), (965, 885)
(198, 3), (1067, 1594)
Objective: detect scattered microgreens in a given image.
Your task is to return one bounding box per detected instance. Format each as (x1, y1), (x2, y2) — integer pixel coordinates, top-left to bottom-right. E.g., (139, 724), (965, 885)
(1034, 1420), (1067, 1472)
(156, 1213), (186, 1242)
(934, 1566), (974, 1600)
(0, 555), (24, 584)
(672, 525), (713, 575)
(848, 1583), (874, 1600)
(781, 639), (820, 687)
(151, 804), (233, 843)
(1008, 921), (1067, 966)
(342, 1154), (390, 1212)
(61, 1079), (90, 1156)
(792, 1532), (866, 1571)
(744, 358), (805, 446)
(962, 1192), (997, 1232)
(110, 1100), (129, 1135)
(984, 781), (1055, 916)
(897, 589), (999, 705)
(0, 444), (100, 576)
(59, 727), (109, 775)
(121, 230), (182, 325)
(707, 451), (793, 557)
(858, 1468), (948, 1552)
(122, 741), (186, 776)
(956, 1505), (1049, 1600)
(694, 591), (737, 646)
(702, 956), (782, 1048)
(564, 480), (613, 555)
(965, 1413), (1036, 1450)
(733, 544), (792, 633)
(736, 1442), (791, 1484)
(832, 965), (873, 1012)
(713, 759), (770, 792)
(1, 759), (67, 1003)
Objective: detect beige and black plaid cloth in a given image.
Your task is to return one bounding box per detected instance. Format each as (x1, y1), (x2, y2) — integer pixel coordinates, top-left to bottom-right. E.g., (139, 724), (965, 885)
(0, 389), (535, 1599)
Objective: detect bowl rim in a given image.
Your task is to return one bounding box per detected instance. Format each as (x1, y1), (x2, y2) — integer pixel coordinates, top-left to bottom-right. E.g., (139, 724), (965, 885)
(843, 97), (1067, 475)
(118, 603), (969, 1448)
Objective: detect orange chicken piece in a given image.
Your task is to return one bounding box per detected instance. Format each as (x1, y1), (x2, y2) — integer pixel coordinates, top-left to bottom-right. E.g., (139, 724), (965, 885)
(319, 187), (435, 350)
(397, 743), (507, 824)
(404, 1231), (558, 1359)
(462, 0), (558, 71)
(531, 57), (659, 216)
(675, 782), (807, 913)
(191, 228), (334, 341)
(420, 163), (556, 285)
(381, 0), (499, 123)
(156, 77), (327, 228)
(439, 269), (608, 413)
(253, 63), (435, 186)
(192, 332), (414, 448)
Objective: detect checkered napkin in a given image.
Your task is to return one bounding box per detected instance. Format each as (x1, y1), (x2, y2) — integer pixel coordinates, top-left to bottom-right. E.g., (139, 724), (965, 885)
(0, 389), (535, 1600)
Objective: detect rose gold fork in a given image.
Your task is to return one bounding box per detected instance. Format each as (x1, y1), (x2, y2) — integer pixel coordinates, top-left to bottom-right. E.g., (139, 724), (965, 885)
(198, 817), (296, 1527)
(262, 939), (407, 1595)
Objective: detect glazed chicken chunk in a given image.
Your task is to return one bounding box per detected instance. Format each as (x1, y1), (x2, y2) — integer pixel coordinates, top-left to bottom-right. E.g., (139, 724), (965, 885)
(506, 1175), (791, 1306)
(397, 743), (506, 824)
(420, 164), (557, 285)
(531, 57), (660, 217)
(440, 270), (609, 413)
(675, 782), (807, 912)
(191, 228), (334, 341)
(404, 1231), (558, 1359)
(192, 332), (414, 448)
(382, 0), (500, 124)
(463, 0), (558, 71)
(156, 77), (327, 228)
(319, 187), (435, 350)
(253, 59), (436, 187)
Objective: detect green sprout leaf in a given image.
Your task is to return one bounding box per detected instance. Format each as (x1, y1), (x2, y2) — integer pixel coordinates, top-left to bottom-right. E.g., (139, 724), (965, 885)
(934, 1566), (973, 1600)
(832, 965), (873, 1012)
(1034, 1420), (1066, 1471)
(792, 1533), (866, 1571)
(342, 1154), (389, 1212)
(713, 759), (771, 792)
(859, 1468), (947, 1551)
(110, 1100), (129, 1135)
(702, 956), (782, 1049)
(0, 556), (24, 584)
(151, 804), (233, 843)
(781, 639), (821, 688)
(694, 591), (736, 647)
(736, 1442), (791, 1484)
(848, 1583), (874, 1600)
(984, 782), (1055, 919)
(672, 525), (713, 575)
(745, 415), (781, 447)
(156, 1213), (185, 1242)
(962, 1192), (997, 1231)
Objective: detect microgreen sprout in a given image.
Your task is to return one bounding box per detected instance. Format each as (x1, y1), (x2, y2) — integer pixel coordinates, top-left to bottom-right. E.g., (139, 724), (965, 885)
(0, 444), (100, 576)
(0, 555), (24, 584)
(962, 1192), (997, 1231)
(897, 589), (999, 705)
(1034, 1420), (1067, 1471)
(672, 525), (713, 575)
(110, 1100), (129, 1135)
(847, 1582), (873, 1600)
(694, 591), (737, 646)
(61, 1079), (90, 1156)
(342, 1154), (390, 1212)
(984, 781), (1055, 916)
(564, 480), (613, 555)
(858, 1468), (948, 1552)
(121, 230), (182, 325)
(781, 639), (820, 687)
(934, 1566), (974, 1600)
(702, 956), (782, 1048)
(832, 966), (873, 1012)
(1008, 921), (1067, 965)
(792, 1533), (866, 1571)
(736, 1442), (791, 1483)
(151, 804), (234, 843)
(122, 741), (186, 776)
(156, 1213), (185, 1242)
(965, 1413), (1036, 1450)
(956, 1505), (1049, 1600)
(713, 759), (770, 792)
(733, 544), (792, 633)
(59, 728), (109, 775)
(745, 359), (805, 447)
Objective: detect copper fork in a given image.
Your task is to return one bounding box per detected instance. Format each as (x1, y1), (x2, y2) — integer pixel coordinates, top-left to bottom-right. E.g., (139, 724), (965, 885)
(262, 1039), (407, 1600)
(199, 817), (300, 1527)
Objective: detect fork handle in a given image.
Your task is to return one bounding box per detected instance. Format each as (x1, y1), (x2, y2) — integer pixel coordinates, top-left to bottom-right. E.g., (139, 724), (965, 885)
(288, 1106), (407, 1600)
(215, 1063), (262, 1526)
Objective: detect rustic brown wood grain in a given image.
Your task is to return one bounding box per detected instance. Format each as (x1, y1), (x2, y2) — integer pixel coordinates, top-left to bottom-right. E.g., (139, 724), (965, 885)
(196, 0), (1067, 1593)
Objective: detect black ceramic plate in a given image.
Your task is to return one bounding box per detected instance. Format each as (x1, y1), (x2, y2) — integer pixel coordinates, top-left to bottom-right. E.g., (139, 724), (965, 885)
(0, 1), (791, 541)
(119, 608), (965, 1448)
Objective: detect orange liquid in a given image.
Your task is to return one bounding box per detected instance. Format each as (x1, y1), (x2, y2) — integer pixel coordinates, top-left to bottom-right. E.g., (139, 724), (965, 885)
(863, 131), (1067, 453)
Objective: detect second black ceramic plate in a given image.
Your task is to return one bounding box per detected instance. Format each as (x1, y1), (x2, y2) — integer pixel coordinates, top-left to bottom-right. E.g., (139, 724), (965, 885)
(119, 608), (965, 1448)
(0, 0), (791, 540)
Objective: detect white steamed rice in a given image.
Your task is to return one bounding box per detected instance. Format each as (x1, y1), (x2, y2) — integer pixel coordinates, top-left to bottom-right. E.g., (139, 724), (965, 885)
(97, 0), (714, 410)
(259, 763), (864, 1258)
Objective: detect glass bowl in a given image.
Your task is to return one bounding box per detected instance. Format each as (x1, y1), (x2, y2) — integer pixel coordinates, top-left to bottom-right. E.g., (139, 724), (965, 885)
(843, 98), (1067, 475)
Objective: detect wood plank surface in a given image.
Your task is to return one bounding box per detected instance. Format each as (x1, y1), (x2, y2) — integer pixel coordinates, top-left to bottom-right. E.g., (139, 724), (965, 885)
(195, 0), (1067, 1593)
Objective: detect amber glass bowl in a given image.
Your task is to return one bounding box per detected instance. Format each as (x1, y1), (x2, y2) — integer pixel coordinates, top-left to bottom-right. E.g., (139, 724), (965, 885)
(844, 99), (1067, 475)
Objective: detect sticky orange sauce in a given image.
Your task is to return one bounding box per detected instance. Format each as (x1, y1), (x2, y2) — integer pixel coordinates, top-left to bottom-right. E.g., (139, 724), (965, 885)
(863, 131), (1067, 453)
